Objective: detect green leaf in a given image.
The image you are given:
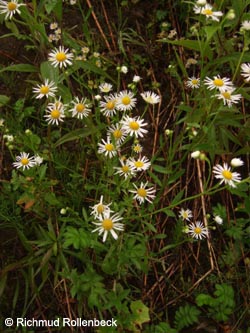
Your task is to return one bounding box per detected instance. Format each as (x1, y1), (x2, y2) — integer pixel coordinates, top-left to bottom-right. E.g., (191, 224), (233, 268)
(44, 192), (60, 206)
(74, 60), (114, 82)
(130, 300), (150, 328)
(174, 304), (201, 331)
(171, 190), (184, 206)
(54, 128), (96, 147)
(204, 25), (220, 43)
(162, 208), (176, 217)
(0, 64), (38, 73)
(0, 95), (10, 106)
(160, 38), (212, 59)
(152, 164), (170, 174)
(40, 61), (60, 83)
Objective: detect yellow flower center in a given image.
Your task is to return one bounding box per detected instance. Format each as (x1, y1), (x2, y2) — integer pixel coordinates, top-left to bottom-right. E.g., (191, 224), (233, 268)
(56, 52), (67, 62)
(76, 103), (85, 113)
(192, 79), (198, 85)
(222, 92), (231, 100)
(194, 227), (202, 234)
(122, 165), (129, 173)
(106, 101), (115, 110)
(182, 212), (188, 219)
(134, 161), (144, 168)
(129, 121), (139, 130)
(102, 218), (113, 231)
(121, 96), (131, 105)
(8, 2), (17, 11)
(40, 86), (49, 94)
(133, 145), (142, 152)
(202, 9), (213, 16)
(113, 129), (122, 139)
(137, 188), (147, 197)
(105, 143), (114, 151)
(222, 170), (233, 180)
(21, 158), (29, 166)
(97, 204), (104, 214)
(213, 78), (224, 87)
(51, 109), (60, 119)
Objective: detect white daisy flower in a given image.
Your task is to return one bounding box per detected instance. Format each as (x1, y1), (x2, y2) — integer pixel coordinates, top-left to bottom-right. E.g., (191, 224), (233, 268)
(195, 0), (207, 6)
(141, 91), (161, 104)
(187, 221), (208, 240)
(32, 79), (57, 99)
(48, 46), (74, 68)
(121, 115), (148, 138)
(121, 65), (128, 74)
(213, 163), (241, 188)
(230, 158), (244, 167)
(214, 215), (223, 225)
(3, 134), (14, 142)
(186, 77), (200, 89)
(116, 90), (137, 111)
(92, 211), (124, 242)
(107, 123), (127, 145)
(81, 46), (90, 54)
(193, 4), (223, 22)
(240, 63), (250, 82)
(128, 156), (151, 172)
(34, 155), (43, 165)
(133, 75), (141, 83)
(132, 143), (143, 154)
(204, 75), (234, 92)
(0, 0), (25, 20)
(90, 195), (113, 218)
(114, 159), (136, 179)
(50, 22), (58, 30)
(97, 137), (118, 158)
(44, 103), (65, 126)
(47, 97), (65, 111)
(215, 89), (242, 107)
(191, 151), (201, 159)
(99, 94), (118, 117)
(99, 82), (113, 93)
(129, 181), (156, 204)
(13, 152), (36, 170)
(69, 97), (91, 119)
(179, 208), (193, 221)
(241, 20), (250, 31)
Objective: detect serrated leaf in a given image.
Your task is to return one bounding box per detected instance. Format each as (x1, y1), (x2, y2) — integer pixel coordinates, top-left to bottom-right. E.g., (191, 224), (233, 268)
(174, 304), (201, 331)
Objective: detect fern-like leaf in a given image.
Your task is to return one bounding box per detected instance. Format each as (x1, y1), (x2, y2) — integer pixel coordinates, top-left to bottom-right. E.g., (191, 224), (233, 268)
(174, 304), (201, 331)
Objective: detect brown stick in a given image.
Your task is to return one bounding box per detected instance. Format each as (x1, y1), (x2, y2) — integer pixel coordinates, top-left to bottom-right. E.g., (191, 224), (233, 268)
(85, 0), (112, 53)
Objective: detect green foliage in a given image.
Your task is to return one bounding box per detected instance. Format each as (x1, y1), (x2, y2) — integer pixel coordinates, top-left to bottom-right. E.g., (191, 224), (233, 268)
(63, 226), (91, 250)
(196, 283), (235, 322)
(174, 304), (201, 331)
(66, 267), (106, 308)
